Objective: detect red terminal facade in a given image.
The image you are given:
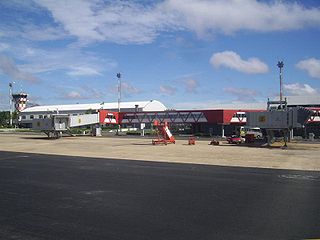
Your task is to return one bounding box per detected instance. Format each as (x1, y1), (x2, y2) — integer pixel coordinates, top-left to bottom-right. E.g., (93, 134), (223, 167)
(99, 108), (320, 136)
(100, 108), (320, 125)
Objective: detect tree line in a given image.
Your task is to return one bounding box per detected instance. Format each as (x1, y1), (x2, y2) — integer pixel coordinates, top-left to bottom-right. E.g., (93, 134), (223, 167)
(0, 111), (18, 127)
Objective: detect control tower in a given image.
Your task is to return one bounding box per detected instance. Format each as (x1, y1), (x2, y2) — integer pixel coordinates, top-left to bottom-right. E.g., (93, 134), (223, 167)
(12, 92), (28, 112)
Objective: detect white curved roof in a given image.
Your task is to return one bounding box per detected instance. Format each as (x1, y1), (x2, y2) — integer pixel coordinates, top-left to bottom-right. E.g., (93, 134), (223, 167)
(22, 100), (167, 113)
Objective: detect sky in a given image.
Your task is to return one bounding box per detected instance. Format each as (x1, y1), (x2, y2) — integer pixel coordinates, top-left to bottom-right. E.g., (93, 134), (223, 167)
(0, 0), (320, 110)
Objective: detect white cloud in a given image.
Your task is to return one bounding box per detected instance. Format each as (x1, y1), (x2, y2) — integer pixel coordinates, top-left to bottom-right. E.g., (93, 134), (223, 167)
(21, 25), (68, 41)
(0, 24), (68, 42)
(29, 0), (320, 44)
(67, 66), (102, 76)
(35, 0), (179, 44)
(164, 0), (320, 37)
(56, 85), (107, 101)
(182, 79), (198, 93)
(210, 51), (268, 74)
(80, 85), (105, 100)
(159, 85), (176, 95)
(224, 87), (258, 101)
(0, 55), (39, 83)
(110, 81), (142, 97)
(8, 45), (117, 77)
(121, 82), (142, 95)
(296, 58), (320, 79)
(284, 83), (318, 96)
(64, 91), (83, 99)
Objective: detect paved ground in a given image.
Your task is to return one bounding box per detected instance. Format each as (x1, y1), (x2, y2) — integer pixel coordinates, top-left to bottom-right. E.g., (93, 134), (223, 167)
(0, 151), (320, 240)
(0, 133), (320, 171)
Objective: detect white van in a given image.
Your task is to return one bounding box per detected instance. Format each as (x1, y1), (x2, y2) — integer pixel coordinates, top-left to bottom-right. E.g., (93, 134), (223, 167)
(240, 126), (263, 139)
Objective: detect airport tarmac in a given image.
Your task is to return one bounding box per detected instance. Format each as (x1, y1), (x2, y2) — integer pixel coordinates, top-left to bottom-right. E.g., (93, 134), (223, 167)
(1, 151), (319, 240)
(0, 133), (319, 171)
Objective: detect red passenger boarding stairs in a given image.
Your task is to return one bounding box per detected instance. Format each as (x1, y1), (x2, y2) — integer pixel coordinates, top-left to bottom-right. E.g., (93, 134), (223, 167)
(152, 121), (175, 145)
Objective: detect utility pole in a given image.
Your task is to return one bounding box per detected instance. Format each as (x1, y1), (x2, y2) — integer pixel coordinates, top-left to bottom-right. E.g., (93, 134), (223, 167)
(117, 73), (121, 134)
(277, 61), (284, 109)
(9, 82), (13, 126)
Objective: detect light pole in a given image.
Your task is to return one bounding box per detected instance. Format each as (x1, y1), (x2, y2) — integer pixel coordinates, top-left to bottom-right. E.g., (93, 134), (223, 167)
(117, 73), (121, 134)
(9, 82), (13, 126)
(277, 61), (284, 109)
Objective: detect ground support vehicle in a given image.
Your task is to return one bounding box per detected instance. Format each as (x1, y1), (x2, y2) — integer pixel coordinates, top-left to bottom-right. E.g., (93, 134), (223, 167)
(227, 135), (245, 144)
(240, 126), (263, 139)
(152, 121), (175, 145)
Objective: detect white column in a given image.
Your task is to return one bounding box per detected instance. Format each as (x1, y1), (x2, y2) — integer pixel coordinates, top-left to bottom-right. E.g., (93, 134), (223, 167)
(221, 125), (225, 138)
(290, 129), (294, 140)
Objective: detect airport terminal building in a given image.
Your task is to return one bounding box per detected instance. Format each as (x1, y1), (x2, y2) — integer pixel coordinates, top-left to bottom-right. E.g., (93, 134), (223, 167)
(19, 96), (320, 137)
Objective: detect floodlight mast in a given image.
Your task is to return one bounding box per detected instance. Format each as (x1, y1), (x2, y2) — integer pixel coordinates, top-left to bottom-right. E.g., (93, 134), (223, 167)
(277, 61), (284, 109)
(9, 82), (13, 126)
(117, 73), (121, 134)
(117, 73), (121, 114)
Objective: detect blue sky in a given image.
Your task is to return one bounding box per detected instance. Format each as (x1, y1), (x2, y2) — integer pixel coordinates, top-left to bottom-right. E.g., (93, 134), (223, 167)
(0, 0), (320, 110)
